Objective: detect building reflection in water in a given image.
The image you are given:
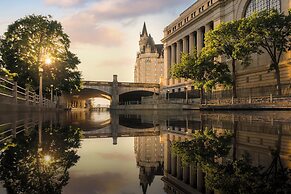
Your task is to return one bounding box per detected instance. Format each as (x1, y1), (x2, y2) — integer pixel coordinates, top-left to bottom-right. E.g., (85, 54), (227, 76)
(160, 111), (291, 194)
(1, 110), (290, 194)
(134, 135), (164, 194)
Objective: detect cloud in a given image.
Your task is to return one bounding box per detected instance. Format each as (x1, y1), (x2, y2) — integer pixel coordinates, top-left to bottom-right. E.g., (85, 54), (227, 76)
(63, 172), (128, 194)
(96, 152), (133, 161)
(62, 12), (124, 46)
(44, 0), (87, 7)
(57, 0), (192, 45)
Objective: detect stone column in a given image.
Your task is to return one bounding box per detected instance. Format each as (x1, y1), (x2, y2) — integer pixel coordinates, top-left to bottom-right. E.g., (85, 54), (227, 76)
(171, 155), (177, 176)
(164, 46), (171, 83)
(189, 32), (195, 53)
(176, 40), (182, 64)
(171, 44), (176, 66)
(177, 156), (182, 179)
(183, 36), (189, 54)
(205, 22), (212, 33)
(110, 111), (119, 145)
(111, 75), (119, 108)
(190, 164), (197, 187)
(197, 165), (204, 192)
(197, 28), (203, 55)
(165, 139), (172, 175)
(183, 166), (189, 183)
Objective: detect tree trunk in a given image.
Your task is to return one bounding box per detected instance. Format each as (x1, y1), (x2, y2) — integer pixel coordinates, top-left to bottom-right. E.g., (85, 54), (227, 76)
(232, 59), (237, 98)
(275, 64), (282, 96)
(232, 120), (238, 161)
(200, 87), (204, 104)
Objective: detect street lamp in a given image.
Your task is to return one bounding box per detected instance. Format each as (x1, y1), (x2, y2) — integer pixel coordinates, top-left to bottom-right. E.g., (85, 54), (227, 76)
(39, 55), (51, 107)
(50, 84), (54, 102)
(167, 89), (170, 102)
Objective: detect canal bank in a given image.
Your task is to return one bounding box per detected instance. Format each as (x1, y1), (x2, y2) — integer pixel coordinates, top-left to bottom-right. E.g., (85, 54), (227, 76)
(112, 103), (291, 111)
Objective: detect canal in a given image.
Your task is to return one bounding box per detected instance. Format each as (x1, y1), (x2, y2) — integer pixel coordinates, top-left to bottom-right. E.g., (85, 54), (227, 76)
(0, 110), (290, 194)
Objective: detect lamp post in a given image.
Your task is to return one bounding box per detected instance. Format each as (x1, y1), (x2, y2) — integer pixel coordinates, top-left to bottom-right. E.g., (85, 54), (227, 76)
(39, 56), (51, 107)
(185, 86), (188, 104)
(167, 89), (170, 102)
(39, 67), (43, 107)
(50, 84), (53, 101)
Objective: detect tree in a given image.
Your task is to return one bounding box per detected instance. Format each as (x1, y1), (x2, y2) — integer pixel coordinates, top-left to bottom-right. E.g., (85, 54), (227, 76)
(0, 125), (81, 194)
(204, 19), (257, 98)
(0, 15), (81, 95)
(247, 9), (291, 96)
(171, 49), (231, 101)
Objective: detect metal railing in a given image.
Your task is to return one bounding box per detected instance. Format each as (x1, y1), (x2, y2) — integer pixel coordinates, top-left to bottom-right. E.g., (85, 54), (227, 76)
(0, 76), (55, 108)
(0, 119), (38, 143)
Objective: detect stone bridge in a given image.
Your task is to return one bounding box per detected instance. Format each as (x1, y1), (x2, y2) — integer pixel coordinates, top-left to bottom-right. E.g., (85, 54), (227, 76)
(65, 75), (160, 108)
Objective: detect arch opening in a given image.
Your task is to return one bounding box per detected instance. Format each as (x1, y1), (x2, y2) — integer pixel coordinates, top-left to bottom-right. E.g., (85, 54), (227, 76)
(119, 90), (157, 105)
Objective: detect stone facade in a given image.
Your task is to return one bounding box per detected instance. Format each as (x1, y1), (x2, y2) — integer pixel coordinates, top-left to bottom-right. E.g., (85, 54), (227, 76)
(162, 0), (291, 96)
(134, 23), (164, 84)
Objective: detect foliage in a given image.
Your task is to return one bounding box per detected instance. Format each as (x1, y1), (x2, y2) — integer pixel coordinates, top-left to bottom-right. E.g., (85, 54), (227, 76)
(171, 50), (232, 92)
(0, 67), (16, 80)
(172, 127), (233, 165)
(247, 9), (291, 96)
(0, 125), (81, 194)
(203, 19), (257, 97)
(173, 127), (290, 194)
(0, 15), (82, 95)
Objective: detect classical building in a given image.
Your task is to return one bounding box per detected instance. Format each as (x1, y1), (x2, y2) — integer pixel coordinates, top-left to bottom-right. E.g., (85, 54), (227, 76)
(134, 135), (164, 194)
(162, 0), (291, 97)
(134, 23), (164, 84)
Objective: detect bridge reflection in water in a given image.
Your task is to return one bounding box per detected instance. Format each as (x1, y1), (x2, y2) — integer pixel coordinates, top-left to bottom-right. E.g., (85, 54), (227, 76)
(0, 110), (291, 194)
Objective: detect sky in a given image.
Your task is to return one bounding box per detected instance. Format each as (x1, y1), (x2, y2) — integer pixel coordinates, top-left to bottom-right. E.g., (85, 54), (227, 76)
(0, 0), (194, 82)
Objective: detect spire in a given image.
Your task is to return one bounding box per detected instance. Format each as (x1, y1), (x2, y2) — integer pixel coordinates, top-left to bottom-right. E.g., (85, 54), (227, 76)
(141, 22), (148, 37)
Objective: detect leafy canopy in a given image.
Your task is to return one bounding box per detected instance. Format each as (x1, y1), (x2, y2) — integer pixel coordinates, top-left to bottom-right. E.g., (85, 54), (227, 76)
(0, 14), (81, 95)
(171, 50), (232, 91)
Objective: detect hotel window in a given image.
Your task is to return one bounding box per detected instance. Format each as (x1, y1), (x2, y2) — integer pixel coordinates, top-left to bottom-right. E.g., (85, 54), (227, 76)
(245, 0), (281, 17)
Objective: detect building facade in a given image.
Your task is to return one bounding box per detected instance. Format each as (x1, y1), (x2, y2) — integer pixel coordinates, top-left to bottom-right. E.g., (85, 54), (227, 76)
(162, 0), (291, 97)
(134, 23), (164, 84)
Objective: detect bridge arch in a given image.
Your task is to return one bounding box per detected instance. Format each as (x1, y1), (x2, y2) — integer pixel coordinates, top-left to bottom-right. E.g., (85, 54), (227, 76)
(119, 90), (157, 105)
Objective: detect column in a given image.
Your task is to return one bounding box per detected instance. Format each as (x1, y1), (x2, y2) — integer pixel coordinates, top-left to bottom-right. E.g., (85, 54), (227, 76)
(197, 28), (203, 55)
(171, 155), (177, 176)
(171, 44), (176, 66)
(176, 40), (182, 64)
(189, 32), (195, 53)
(205, 22), (212, 32)
(111, 75), (119, 108)
(190, 164), (197, 187)
(183, 165), (189, 183)
(164, 46), (171, 83)
(183, 36), (189, 54)
(177, 156), (182, 179)
(171, 44), (176, 85)
(197, 165), (204, 192)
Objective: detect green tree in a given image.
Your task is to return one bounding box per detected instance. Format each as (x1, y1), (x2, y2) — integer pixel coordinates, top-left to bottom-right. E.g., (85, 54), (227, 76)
(204, 19), (257, 98)
(0, 15), (81, 95)
(171, 50), (231, 101)
(247, 9), (291, 96)
(0, 125), (81, 194)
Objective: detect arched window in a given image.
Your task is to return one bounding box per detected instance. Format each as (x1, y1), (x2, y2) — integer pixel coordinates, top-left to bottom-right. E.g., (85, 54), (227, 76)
(245, 0), (281, 17)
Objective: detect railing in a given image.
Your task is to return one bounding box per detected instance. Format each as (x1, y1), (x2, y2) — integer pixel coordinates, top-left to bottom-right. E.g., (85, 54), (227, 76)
(0, 76), (55, 108)
(0, 119), (38, 143)
(205, 94), (291, 106)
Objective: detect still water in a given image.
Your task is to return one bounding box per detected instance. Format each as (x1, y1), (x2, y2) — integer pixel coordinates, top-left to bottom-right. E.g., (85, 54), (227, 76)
(0, 110), (290, 194)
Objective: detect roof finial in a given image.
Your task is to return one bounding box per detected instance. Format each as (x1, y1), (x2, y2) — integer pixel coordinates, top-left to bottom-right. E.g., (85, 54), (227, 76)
(141, 22), (148, 37)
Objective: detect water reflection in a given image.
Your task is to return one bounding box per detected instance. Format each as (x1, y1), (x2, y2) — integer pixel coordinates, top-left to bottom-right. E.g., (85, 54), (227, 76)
(0, 110), (290, 194)
(0, 116), (81, 194)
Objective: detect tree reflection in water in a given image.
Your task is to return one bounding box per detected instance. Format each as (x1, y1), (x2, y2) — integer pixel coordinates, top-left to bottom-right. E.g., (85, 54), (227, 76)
(172, 127), (291, 194)
(0, 125), (81, 194)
